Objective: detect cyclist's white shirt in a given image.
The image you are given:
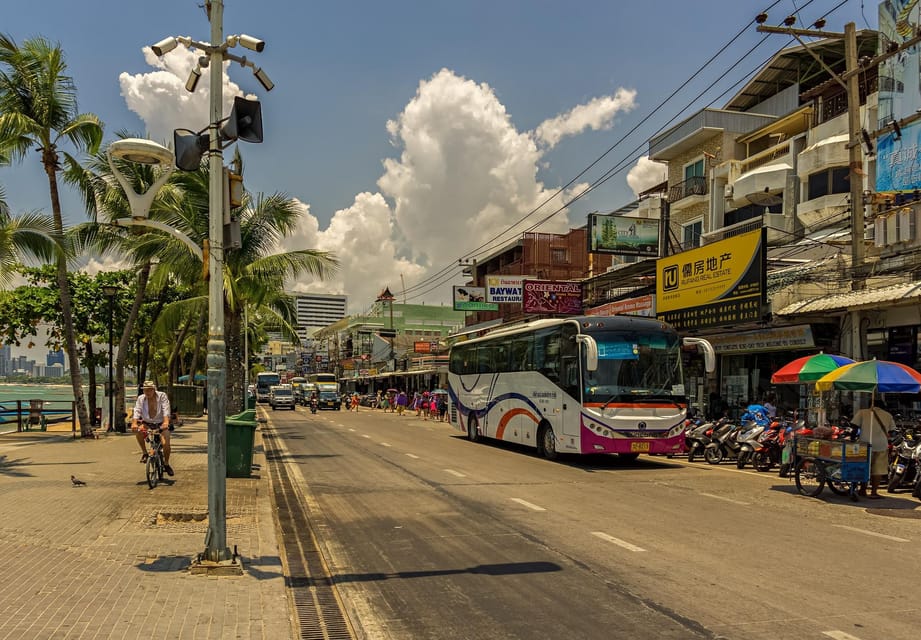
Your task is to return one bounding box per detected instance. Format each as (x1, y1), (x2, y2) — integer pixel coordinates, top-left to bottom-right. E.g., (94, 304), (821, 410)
(133, 391), (171, 425)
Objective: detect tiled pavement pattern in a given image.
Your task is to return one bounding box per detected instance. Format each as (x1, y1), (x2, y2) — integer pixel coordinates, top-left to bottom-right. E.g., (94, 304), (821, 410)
(0, 418), (293, 639)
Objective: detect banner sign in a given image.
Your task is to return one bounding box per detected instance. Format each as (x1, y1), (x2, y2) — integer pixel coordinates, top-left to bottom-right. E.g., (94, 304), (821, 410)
(453, 286), (499, 311)
(587, 213), (660, 257)
(655, 229), (765, 330)
(485, 275), (526, 303)
(522, 280), (583, 315)
(706, 325), (815, 353)
(413, 341), (439, 353)
(586, 294), (655, 317)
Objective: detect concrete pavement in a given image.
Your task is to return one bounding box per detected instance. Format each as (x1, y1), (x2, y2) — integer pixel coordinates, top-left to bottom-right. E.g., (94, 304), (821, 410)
(0, 416), (294, 639)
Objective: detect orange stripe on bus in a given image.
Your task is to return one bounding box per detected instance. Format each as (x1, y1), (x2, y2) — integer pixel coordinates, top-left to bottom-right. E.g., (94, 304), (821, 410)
(496, 408), (537, 440)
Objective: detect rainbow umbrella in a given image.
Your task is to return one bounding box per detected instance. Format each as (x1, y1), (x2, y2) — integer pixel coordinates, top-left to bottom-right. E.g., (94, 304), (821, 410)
(771, 353), (855, 384)
(815, 358), (921, 393)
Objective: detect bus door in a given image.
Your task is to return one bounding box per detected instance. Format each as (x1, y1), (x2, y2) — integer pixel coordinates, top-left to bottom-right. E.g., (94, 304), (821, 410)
(559, 324), (582, 438)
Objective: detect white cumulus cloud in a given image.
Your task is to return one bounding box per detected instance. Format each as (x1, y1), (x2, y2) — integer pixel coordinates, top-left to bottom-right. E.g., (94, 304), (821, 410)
(118, 55), (629, 312)
(626, 156), (667, 196)
(533, 88), (636, 148)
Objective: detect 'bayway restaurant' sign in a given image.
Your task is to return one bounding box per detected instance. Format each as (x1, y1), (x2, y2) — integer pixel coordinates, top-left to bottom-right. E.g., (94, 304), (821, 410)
(486, 275), (526, 303)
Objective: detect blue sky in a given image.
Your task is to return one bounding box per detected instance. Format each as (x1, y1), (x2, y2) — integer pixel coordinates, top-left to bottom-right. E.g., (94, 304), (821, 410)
(1, 0), (877, 317)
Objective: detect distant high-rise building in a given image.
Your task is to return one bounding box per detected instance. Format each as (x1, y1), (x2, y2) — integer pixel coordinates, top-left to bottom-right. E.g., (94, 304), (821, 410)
(46, 350), (65, 367)
(0, 344), (10, 376)
(292, 293), (347, 340)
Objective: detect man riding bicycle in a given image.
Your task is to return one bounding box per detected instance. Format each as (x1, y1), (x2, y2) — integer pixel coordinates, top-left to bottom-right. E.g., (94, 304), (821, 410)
(131, 380), (174, 476)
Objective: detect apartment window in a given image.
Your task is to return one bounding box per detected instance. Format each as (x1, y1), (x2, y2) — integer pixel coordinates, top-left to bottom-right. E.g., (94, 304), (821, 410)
(551, 247), (568, 263)
(807, 167), (849, 200)
(682, 219), (703, 249)
(684, 159), (704, 181)
(683, 159), (706, 197)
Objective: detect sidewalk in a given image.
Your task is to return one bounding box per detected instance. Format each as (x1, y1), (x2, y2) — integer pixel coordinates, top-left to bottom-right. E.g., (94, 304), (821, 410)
(0, 415), (293, 639)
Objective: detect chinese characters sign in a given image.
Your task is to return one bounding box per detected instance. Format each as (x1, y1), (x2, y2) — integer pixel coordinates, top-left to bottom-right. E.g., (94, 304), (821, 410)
(655, 229), (765, 330)
(522, 280), (583, 315)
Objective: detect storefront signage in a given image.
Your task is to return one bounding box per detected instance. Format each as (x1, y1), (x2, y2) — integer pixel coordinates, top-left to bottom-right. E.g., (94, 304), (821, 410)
(705, 324), (815, 353)
(586, 294), (655, 317)
(522, 280), (583, 315)
(413, 341), (439, 353)
(587, 213), (660, 257)
(878, 13), (921, 192)
(485, 275), (526, 303)
(655, 229), (765, 330)
(453, 286), (499, 311)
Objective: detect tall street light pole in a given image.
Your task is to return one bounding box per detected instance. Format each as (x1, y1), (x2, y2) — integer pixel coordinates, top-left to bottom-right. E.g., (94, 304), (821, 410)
(102, 286), (118, 432)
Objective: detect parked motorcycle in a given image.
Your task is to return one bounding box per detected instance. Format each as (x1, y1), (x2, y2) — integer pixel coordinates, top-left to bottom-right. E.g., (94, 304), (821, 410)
(887, 430), (921, 493)
(704, 420), (741, 465)
(685, 418), (715, 462)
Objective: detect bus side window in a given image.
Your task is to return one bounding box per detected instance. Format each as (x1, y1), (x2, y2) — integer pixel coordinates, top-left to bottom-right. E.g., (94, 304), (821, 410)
(510, 335), (532, 372)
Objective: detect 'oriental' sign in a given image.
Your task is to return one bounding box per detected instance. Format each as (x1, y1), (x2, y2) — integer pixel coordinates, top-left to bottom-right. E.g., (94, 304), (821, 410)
(522, 280), (583, 315)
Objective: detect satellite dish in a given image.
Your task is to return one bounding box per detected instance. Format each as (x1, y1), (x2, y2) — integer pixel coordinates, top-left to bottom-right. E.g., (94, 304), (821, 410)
(745, 187), (783, 207)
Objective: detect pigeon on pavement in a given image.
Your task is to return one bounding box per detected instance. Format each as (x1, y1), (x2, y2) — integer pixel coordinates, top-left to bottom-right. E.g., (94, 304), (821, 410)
(71, 475), (87, 486)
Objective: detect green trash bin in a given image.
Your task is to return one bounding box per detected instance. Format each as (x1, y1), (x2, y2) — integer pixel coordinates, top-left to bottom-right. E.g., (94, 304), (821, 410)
(246, 395), (256, 410)
(226, 417), (257, 478)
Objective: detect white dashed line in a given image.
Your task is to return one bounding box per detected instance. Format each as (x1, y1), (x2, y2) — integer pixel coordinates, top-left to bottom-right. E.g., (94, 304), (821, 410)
(700, 492), (750, 506)
(444, 469), (466, 478)
(379, 442), (392, 447)
(510, 498), (546, 511)
(348, 428), (356, 432)
(405, 453), (420, 459)
(362, 434), (371, 439)
(832, 524), (909, 543)
(591, 531), (646, 552)
(823, 631), (865, 640)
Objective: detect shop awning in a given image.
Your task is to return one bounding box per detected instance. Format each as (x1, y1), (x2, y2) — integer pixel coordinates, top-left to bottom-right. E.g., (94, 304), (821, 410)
(775, 281), (921, 315)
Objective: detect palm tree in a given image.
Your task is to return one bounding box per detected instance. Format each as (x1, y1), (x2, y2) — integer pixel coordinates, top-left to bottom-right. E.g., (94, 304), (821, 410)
(0, 185), (59, 287)
(0, 34), (103, 436)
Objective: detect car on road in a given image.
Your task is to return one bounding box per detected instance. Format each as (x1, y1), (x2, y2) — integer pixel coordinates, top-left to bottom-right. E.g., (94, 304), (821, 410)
(269, 384), (295, 410)
(318, 390), (341, 410)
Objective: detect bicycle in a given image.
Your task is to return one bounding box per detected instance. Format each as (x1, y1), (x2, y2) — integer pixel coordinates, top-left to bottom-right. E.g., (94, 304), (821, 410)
(141, 423), (166, 489)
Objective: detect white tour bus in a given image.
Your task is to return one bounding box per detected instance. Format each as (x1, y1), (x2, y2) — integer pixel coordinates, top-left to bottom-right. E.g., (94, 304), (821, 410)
(448, 315), (714, 460)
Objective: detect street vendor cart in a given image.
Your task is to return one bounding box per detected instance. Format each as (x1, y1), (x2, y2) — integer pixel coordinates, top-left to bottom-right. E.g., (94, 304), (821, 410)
(793, 435), (870, 500)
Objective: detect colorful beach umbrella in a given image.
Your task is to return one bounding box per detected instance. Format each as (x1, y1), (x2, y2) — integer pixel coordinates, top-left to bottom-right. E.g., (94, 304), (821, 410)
(815, 358), (921, 393)
(771, 353), (855, 384)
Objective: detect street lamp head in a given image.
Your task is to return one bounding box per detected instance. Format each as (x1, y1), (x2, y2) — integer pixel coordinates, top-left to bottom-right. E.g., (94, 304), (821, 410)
(102, 285), (119, 297)
(151, 36), (179, 57)
(237, 34), (265, 52)
(109, 138), (174, 166)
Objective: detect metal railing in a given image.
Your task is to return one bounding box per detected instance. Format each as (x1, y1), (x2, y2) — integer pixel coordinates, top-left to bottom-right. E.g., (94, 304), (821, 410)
(668, 176), (708, 202)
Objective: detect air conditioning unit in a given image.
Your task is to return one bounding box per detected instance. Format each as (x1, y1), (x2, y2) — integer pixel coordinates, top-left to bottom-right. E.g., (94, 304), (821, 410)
(874, 217), (885, 247)
(723, 184), (734, 199)
(898, 207), (915, 242)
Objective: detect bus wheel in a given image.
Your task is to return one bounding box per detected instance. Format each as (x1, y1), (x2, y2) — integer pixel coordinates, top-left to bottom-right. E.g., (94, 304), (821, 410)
(467, 415), (480, 443)
(537, 423), (558, 460)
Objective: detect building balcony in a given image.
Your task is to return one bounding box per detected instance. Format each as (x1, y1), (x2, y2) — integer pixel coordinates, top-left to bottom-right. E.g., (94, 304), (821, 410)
(668, 176), (708, 203)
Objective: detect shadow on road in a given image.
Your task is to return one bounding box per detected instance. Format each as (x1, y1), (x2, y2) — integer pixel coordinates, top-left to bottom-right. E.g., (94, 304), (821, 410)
(308, 560), (562, 585)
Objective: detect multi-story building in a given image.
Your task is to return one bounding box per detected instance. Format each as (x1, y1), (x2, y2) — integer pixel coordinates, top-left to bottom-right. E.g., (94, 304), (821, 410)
(0, 344), (10, 377)
(292, 292), (347, 341)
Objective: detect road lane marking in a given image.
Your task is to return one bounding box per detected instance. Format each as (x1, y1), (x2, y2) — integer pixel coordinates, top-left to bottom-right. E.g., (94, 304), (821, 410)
(700, 492), (750, 506)
(832, 524), (909, 543)
(405, 453), (419, 459)
(379, 442), (392, 447)
(444, 469), (466, 478)
(348, 428), (356, 432)
(362, 434), (371, 439)
(591, 531), (646, 552)
(823, 631), (865, 640)
(510, 498), (546, 511)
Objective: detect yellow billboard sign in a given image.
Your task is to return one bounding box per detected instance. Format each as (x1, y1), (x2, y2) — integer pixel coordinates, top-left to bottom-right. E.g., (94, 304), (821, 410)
(655, 229), (765, 330)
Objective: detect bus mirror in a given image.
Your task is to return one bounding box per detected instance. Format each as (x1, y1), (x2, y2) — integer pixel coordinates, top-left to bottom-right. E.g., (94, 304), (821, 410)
(576, 335), (598, 371)
(683, 337), (716, 373)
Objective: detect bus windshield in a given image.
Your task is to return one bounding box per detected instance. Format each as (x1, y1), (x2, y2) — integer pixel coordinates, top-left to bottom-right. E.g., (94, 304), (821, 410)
(582, 330), (684, 404)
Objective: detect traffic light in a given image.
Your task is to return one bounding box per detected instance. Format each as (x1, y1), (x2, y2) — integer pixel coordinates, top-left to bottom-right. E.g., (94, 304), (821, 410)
(173, 97), (264, 171)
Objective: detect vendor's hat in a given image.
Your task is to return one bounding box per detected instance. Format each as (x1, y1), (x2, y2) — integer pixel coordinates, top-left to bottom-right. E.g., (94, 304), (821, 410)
(142, 380), (157, 389)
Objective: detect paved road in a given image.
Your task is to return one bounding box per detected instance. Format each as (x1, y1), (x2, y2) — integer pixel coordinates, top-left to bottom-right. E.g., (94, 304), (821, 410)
(266, 405), (921, 640)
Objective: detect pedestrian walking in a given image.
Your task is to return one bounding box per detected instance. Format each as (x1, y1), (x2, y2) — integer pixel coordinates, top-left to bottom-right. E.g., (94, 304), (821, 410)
(396, 390), (407, 415)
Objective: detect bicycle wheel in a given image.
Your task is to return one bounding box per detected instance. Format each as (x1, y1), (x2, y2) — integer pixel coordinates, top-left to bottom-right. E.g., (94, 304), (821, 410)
(824, 463), (850, 496)
(146, 454), (159, 489)
(795, 457), (825, 497)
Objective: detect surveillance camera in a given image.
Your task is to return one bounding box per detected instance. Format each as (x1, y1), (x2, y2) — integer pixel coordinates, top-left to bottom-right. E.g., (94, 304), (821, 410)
(253, 67), (275, 92)
(185, 68), (202, 93)
(151, 36), (178, 57)
(238, 34), (265, 52)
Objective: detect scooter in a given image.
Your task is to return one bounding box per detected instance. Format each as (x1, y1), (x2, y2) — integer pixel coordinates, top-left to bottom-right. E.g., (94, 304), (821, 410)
(684, 417), (709, 462)
(887, 431), (921, 493)
(309, 399), (318, 415)
(736, 420), (767, 469)
(704, 420), (741, 464)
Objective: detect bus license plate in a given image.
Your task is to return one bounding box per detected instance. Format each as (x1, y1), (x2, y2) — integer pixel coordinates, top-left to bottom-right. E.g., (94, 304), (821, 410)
(630, 442), (650, 453)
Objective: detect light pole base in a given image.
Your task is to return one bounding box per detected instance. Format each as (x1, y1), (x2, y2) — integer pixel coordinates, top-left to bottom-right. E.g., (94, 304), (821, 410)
(189, 553), (244, 576)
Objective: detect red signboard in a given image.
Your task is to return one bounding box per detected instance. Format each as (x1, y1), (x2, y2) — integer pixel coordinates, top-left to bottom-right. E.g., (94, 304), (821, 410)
(414, 341), (432, 353)
(522, 280), (583, 315)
